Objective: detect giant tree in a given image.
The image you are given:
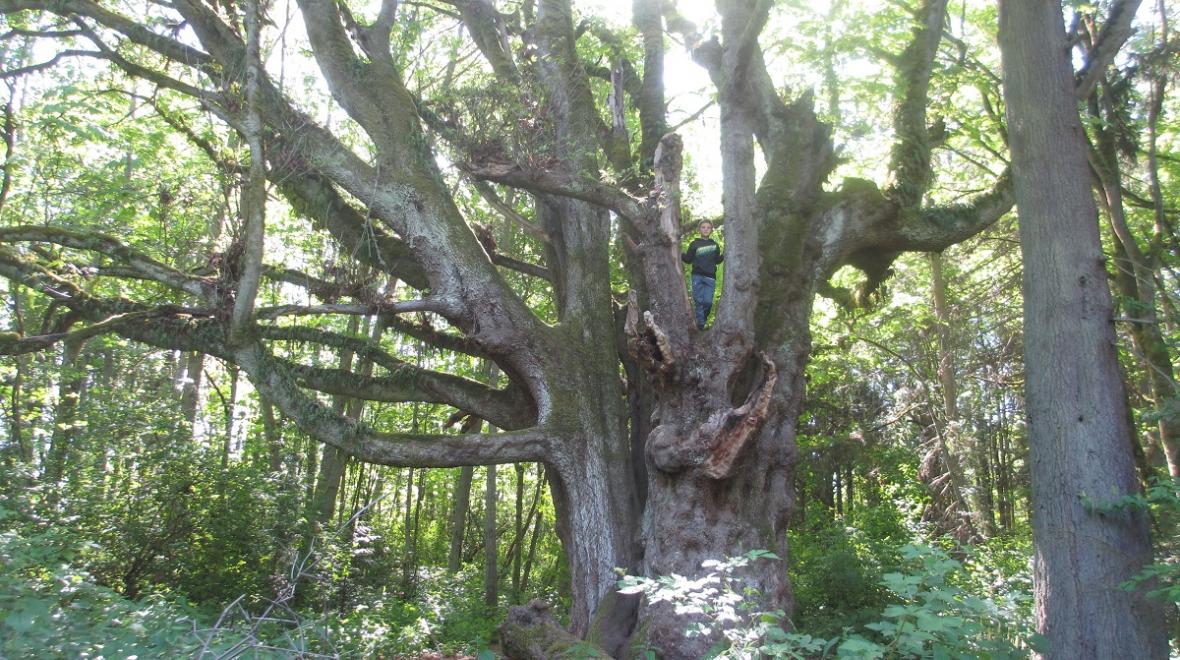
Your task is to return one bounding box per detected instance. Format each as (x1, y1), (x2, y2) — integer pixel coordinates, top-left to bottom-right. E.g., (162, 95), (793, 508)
(0, 0), (1023, 653)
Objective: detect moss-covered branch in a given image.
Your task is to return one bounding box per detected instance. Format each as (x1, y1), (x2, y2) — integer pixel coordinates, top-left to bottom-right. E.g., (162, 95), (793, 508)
(884, 0), (949, 209)
(279, 359), (534, 431)
(233, 341), (553, 467)
(0, 312), (150, 355)
(0, 225), (212, 298)
(899, 169), (1014, 250)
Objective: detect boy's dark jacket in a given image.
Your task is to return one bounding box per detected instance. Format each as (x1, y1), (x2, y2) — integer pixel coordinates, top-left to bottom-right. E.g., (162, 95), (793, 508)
(682, 238), (724, 278)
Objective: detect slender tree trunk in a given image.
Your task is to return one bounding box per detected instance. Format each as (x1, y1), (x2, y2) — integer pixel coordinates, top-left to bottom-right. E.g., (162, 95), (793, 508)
(1089, 114), (1180, 477)
(484, 462), (498, 608)
(928, 251), (989, 538)
(180, 352), (204, 436)
(448, 464), (475, 574)
(9, 353), (28, 464)
(260, 394), (282, 472)
(998, 2), (1166, 655)
(398, 466), (426, 594)
(520, 475), (546, 597)
(221, 365), (239, 469)
(4, 281), (25, 464)
(512, 462), (525, 598)
(44, 337), (85, 484)
(309, 315), (367, 526)
(397, 464), (414, 591)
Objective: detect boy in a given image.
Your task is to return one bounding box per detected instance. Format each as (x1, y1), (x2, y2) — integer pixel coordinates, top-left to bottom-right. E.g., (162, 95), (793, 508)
(682, 220), (724, 329)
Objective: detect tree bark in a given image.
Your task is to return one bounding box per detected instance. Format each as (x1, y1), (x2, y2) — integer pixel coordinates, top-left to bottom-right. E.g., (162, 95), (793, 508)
(998, 1), (1166, 655)
(484, 462), (498, 608)
(260, 394), (282, 472)
(448, 463), (476, 574)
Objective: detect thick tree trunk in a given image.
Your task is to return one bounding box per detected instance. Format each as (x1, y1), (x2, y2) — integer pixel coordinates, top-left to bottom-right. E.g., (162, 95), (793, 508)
(0, 1), (1022, 657)
(635, 317), (805, 656)
(998, 1), (1166, 656)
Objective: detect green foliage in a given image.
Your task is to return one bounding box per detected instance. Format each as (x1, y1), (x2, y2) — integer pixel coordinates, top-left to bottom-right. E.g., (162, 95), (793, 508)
(322, 568), (502, 657)
(620, 545), (1033, 659)
(836, 544), (1033, 659)
(789, 517), (893, 637)
(1087, 477), (1180, 612)
(0, 505), (201, 657)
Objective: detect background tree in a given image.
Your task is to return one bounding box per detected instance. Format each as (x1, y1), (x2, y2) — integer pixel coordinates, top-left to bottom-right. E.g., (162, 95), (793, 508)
(998, 0), (1165, 655)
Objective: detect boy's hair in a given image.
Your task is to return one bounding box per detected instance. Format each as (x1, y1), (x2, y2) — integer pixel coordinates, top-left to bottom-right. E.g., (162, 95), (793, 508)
(698, 220), (712, 229)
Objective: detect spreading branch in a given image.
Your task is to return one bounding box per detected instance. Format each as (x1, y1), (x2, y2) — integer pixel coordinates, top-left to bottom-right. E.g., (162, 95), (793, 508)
(1075, 0), (1144, 99)
(0, 225), (213, 298)
(233, 340), (552, 467)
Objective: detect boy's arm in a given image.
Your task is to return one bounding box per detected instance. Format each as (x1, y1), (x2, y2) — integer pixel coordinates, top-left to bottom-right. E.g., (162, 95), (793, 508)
(682, 242), (696, 263)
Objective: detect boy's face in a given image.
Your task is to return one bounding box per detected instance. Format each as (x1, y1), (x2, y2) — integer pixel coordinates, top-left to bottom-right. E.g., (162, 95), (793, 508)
(699, 222), (712, 238)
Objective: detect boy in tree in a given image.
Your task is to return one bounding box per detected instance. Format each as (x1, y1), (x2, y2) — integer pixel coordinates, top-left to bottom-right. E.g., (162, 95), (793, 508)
(682, 220), (724, 329)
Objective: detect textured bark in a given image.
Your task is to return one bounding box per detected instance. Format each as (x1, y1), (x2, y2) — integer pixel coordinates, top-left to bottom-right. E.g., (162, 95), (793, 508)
(228, 0), (265, 345)
(179, 352), (204, 432)
(259, 394), (282, 472)
(498, 600), (588, 659)
(998, 1), (1166, 656)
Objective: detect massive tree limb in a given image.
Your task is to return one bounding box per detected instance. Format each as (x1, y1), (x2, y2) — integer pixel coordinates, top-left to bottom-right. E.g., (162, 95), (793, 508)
(885, 0), (950, 209)
(278, 360), (533, 431)
(233, 340), (552, 467)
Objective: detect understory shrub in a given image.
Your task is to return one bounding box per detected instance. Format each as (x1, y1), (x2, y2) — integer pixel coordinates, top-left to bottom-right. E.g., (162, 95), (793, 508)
(620, 544), (1035, 659)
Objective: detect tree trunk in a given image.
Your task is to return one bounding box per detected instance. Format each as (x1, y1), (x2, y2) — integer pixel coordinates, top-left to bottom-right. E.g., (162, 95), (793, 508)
(484, 462), (498, 608)
(638, 323), (805, 657)
(220, 364), (239, 469)
(179, 352), (204, 435)
(1089, 101), (1180, 478)
(260, 394), (282, 472)
(309, 315), (368, 527)
(926, 251), (986, 540)
(44, 337), (85, 485)
(520, 495), (544, 597)
(998, 1), (1166, 655)
(0, 0), (1026, 655)
(448, 463), (476, 574)
(512, 462), (525, 599)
